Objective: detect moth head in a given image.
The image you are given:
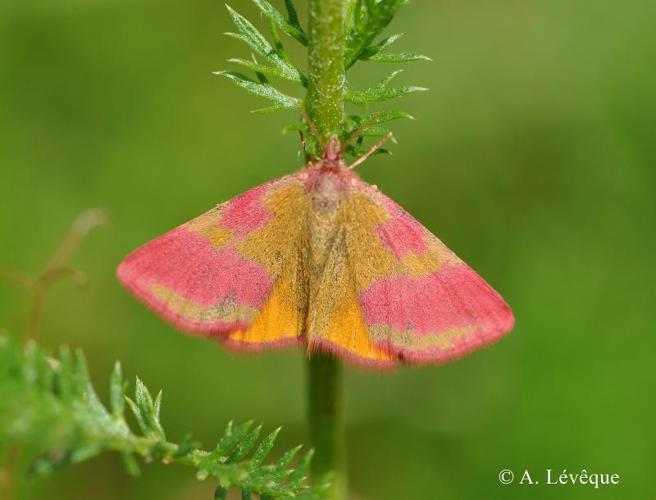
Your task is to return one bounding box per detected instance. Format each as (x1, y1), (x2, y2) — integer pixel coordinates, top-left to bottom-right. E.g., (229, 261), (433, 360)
(323, 134), (343, 164)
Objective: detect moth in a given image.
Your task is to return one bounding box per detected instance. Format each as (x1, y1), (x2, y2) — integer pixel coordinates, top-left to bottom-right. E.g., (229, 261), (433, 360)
(118, 135), (514, 367)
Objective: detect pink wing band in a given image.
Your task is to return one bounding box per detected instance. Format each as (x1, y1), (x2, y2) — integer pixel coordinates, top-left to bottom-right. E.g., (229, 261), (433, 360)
(352, 187), (515, 364)
(220, 184), (272, 238)
(117, 190), (275, 335)
(360, 263), (514, 364)
(375, 206), (429, 258)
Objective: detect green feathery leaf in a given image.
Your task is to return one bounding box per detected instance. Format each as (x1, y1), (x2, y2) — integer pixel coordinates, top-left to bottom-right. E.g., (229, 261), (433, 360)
(218, 0), (428, 154)
(282, 122), (306, 133)
(110, 362), (125, 419)
(366, 51), (432, 63)
(284, 0), (301, 28)
(361, 125), (393, 137)
(374, 32), (405, 51)
(346, 70), (427, 106)
(252, 427), (281, 465)
(251, 104), (296, 114)
(215, 71), (301, 110)
(345, 0), (409, 68)
(228, 57), (303, 85)
(0, 335), (324, 499)
(225, 5), (304, 83)
(349, 109), (414, 129)
(252, 0), (308, 45)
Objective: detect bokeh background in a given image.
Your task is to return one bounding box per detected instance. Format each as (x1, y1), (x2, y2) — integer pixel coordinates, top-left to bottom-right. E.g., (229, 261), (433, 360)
(1, 0), (655, 498)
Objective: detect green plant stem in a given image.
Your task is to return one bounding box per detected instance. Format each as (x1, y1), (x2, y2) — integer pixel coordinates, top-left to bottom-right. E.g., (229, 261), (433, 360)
(306, 1), (348, 497)
(306, 0), (346, 141)
(307, 354), (347, 499)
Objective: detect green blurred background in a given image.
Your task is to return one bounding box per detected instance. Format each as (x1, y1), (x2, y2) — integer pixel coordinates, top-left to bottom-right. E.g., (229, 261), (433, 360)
(1, 0), (655, 498)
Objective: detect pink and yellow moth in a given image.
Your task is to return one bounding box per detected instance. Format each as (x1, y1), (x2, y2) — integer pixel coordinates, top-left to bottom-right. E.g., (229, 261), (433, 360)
(118, 138), (514, 368)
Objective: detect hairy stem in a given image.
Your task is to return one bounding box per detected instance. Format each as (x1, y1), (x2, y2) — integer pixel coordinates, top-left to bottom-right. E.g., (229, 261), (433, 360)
(307, 354), (347, 499)
(306, 0), (346, 142)
(305, 1), (348, 497)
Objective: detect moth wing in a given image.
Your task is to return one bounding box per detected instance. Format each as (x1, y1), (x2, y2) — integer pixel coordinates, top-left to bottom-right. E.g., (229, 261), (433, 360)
(118, 174), (310, 348)
(306, 226), (398, 367)
(331, 182), (514, 366)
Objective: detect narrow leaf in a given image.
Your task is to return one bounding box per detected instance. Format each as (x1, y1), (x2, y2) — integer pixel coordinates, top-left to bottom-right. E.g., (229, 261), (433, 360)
(228, 424), (262, 461)
(154, 390), (162, 420)
(121, 452), (141, 476)
(283, 0), (301, 28)
(110, 361), (124, 418)
(252, 0), (308, 45)
(361, 126), (393, 137)
(366, 51), (432, 63)
(134, 377), (148, 408)
(225, 5), (303, 82)
(346, 71), (427, 106)
(382, 69), (404, 86)
(216, 71), (300, 109)
(72, 349), (91, 397)
(226, 5), (271, 56)
(55, 346), (73, 401)
(282, 122), (306, 133)
(353, 109), (414, 128)
(358, 32), (405, 59)
(251, 104), (293, 114)
(125, 396), (147, 435)
(376, 32), (405, 51)
(287, 449), (313, 484)
(228, 57), (304, 85)
(345, 0), (407, 67)
(252, 427), (281, 464)
(274, 444), (302, 470)
(212, 420), (254, 458)
(251, 53), (270, 84)
(70, 445), (101, 465)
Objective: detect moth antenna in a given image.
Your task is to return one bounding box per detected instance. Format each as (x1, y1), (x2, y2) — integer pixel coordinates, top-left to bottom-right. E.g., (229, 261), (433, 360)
(299, 109), (322, 145)
(348, 132), (395, 170)
(300, 110), (345, 162)
(342, 123), (371, 150)
(299, 130), (311, 163)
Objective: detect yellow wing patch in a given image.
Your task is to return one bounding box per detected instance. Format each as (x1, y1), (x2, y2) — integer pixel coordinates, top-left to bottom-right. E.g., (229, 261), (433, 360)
(225, 271), (305, 346)
(223, 181), (311, 347)
(315, 285), (394, 363)
(305, 224), (394, 364)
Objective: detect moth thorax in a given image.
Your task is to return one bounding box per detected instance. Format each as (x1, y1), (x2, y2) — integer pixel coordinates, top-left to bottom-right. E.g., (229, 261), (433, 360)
(308, 173), (344, 274)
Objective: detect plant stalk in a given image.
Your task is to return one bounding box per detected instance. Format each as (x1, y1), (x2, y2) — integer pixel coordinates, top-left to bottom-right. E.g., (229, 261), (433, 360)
(306, 1), (348, 497)
(307, 354), (347, 499)
(306, 0), (346, 142)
